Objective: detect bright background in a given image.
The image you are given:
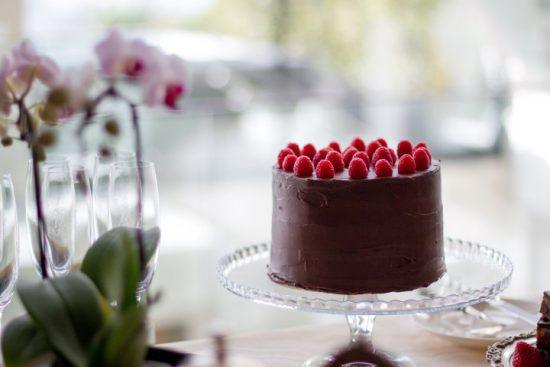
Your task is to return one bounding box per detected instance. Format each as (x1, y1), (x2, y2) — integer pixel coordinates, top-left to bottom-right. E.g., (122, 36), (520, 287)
(0, 0), (549, 342)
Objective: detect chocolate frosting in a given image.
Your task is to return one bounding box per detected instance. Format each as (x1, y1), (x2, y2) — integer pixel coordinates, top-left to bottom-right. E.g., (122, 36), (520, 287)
(269, 162), (445, 294)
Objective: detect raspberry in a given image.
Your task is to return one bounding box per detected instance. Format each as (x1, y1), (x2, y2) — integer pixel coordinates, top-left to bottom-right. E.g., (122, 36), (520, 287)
(313, 147), (332, 167)
(366, 140), (382, 158)
(282, 154), (297, 172)
(389, 148), (397, 166)
(374, 159), (393, 177)
(277, 148), (295, 168)
(348, 158), (368, 179)
(328, 141), (341, 152)
(301, 143), (316, 160)
(413, 148), (431, 170)
(397, 140), (413, 157)
(293, 156), (314, 177)
(371, 147), (393, 166)
(377, 138), (388, 147)
(343, 147), (359, 168)
(352, 151), (370, 167)
(316, 159), (335, 179)
(287, 142), (300, 156)
(350, 137), (366, 151)
(512, 341), (545, 367)
(415, 142), (427, 150)
(397, 154), (416, 174)
(326, 151), (345, 172)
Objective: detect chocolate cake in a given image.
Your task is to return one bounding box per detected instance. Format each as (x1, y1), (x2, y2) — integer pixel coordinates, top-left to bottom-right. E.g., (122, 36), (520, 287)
(538, 292), (550, 362)
(269, 138), (445, 294)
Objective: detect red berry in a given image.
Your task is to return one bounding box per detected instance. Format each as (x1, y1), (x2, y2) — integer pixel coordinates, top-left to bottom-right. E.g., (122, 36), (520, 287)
(389, 148), (397, 166)
(371, 147), (393, 166)
(282, 154), (297, 172)
(374, 159), (393, 177)
(343, 147), (359, 168)
(293, 156), (314, 177)
(301, 143), (316, 160)
(316, 159), (335, 179)
(277, 148), (295, 168)
(366, 140), (382, 158)
(397, 140), (413, 157)
(328, 141), (341, 152)
(413, 148), (431, 170)
(415, 142), (427, 150)
(287, 142), (300, 156)
(348, 158), (368, 179)
(353, 151), (370, 167)
(398, 154), (416, 174)
(377, 138), (388, 147)
(313, 147), (332, 167)
(512, 341), (545, 367)
(326, 151), (344, 172)
(350, 137), (366, 151)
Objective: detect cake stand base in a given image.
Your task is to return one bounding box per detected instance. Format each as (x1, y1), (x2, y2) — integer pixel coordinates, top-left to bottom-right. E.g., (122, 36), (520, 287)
(303, 315), (414, 367)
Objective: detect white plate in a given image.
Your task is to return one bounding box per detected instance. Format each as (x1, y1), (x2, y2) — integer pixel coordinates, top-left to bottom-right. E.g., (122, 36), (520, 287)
(413, 299), (537, 349)
(486, 331), (537, 366)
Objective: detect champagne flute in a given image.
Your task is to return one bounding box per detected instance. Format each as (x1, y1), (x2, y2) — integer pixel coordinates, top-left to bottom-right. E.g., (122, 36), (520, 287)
(26, 157), (75, 277)
(72, 164), (94, 270)
(108, 160), (160, 294)
(0, 174), (19, 314)
(92, 151), (136, 239)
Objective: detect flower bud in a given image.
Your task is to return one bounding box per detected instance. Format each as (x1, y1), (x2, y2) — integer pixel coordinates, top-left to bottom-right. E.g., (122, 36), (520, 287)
(99, 146), (111, 158)
(1, 137), (12, 147)
(47, 88), (69, 107)
(39, 104), (59, 124)
(104, 119), (119, 136)
(37, 130), (56, 147)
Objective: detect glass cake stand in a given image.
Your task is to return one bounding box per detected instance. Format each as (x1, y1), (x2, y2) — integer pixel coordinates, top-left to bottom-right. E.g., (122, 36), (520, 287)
(217, 238), (513, 367)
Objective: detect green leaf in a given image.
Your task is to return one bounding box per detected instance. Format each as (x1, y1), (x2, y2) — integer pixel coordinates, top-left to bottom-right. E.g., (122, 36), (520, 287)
(49, 272), (112, 347)
(1, 315), (53, 367)
(88, 306), (147, 367)
(81, 227), (160, 310)
(17, 274), (105, 367)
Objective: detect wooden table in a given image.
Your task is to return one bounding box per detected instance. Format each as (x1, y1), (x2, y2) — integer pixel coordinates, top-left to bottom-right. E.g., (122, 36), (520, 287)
(164, 316), (487, 366)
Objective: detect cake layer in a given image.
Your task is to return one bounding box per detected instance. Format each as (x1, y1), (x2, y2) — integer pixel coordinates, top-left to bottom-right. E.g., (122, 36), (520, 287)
(269, 162), (445, 294)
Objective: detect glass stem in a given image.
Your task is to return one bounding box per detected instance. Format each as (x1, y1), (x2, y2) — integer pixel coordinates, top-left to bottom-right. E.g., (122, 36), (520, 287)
(346, 315), (376, 347)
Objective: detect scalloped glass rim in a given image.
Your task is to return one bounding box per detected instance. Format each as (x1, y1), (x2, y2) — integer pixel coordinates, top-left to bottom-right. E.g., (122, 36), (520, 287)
(217, 238), (513, 316)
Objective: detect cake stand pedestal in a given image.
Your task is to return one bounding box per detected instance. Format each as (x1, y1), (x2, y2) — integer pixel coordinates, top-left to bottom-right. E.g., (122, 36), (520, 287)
(218, 238), (513, 367)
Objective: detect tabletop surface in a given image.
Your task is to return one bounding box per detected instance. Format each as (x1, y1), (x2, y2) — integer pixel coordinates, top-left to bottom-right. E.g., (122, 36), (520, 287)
(163, 315), (489, 366)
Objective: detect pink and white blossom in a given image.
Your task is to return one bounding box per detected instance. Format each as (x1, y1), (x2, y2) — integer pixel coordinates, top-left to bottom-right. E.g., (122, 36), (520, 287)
(0, 56), (15, 115)
(142, 54), (187, 109)
(11, 40), (59, 89)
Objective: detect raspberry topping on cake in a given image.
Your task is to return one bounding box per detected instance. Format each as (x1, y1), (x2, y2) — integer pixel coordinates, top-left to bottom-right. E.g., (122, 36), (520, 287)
(278, 148), (295, 168)
(348, 158), (368, 179)
(512, 342), (545, 367)
(282, 154), (297, 172)
(328, 141), (341, 152)
(415, 142), (427, 150)
(413, 148), (431, 170)
(343, 147), (359, 168)
(351, 137), (366, 152)
(397, 140), (413, 157)
(287, 142), (300, 156)
(367, 140), (382, 158)
(294, 156), (314, 177)
(371, 147), (393, 166)
(326, 151), (345, 173)
(301, 143), (317, 160)
(316, 159), (335, 179)
(389, 148), (397, 166)
(313, 147), (332, 167)
(374, 159), (393, 177)
(353, 151), (370, 167)
(398, 154), (416, 174)
(377, 138), (388, 147)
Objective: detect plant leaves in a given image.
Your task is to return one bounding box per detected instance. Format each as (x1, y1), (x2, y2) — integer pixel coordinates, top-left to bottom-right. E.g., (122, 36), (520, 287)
(81, 227), (159, 310)
(49, 272), (112, 347)
(1, 315), (53, 367)
(17, 273), (108, 367)
(88, 306), (147, 367)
